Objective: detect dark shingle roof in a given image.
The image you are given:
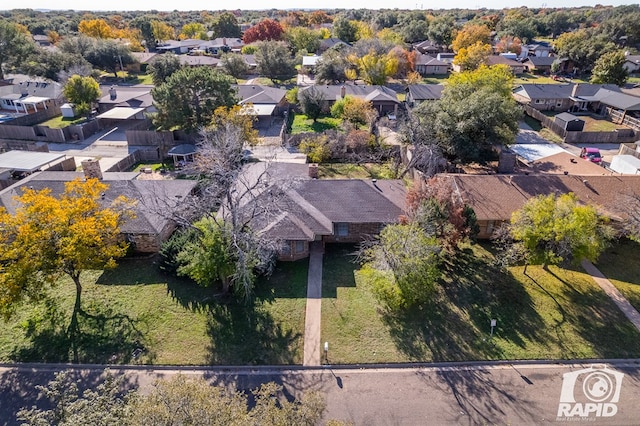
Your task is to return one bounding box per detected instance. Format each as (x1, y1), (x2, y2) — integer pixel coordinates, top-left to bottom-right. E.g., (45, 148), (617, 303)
(0, 172), (197, 235)
(299, 84), (399, 104)
(441, 174), (640, 222)
(415, 54), (448, 67)
(513, 83), (622, 100)
(234, 85), (287, 105)
(523, 56), (556, 67)
(256, 179), (406, 240)
(407, 84), (444, 101)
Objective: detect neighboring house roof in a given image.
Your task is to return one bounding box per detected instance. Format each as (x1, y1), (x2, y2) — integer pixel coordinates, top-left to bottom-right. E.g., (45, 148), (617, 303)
(156, 39), (202, 51)
(522, 56), (556, 67)
(439, 174), (640, 222)
(300, 84), (399, 104)
(413, 40), (440, 52)
(486, 55), (524, 68)
(406, 84), (444, 101)
(512, 83), (622, 100)
(587, 88), (640, 111)
(0, 171), (197, 235)
(436, 53), (455, 62)
(234, 85), (287, 105)
(529, 152), (610, 175)
(131, 52), (159, 64)
(415, 54), (448, 67)
(199, 38), (244, 49)
(319, 38), (350, 51)
(178, 55), (220, 66)
(98, 86), (154, 108)
(0, 74), (63, 99)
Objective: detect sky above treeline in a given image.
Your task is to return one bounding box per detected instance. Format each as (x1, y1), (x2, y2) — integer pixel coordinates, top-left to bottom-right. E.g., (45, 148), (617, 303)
(4, 0), (637, 12)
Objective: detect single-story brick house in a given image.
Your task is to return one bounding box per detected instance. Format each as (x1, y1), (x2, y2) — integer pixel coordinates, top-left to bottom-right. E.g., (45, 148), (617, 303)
(512, 83), (622, 112)
(298, 84), (400, 116)
(521, 56), (556, 74)
(0, 169), (197, 253)
(233, 84), (288, 128)
(235, 163), (406, 260)
(405, 84), (444, 107)
(414, 54), (449, 76)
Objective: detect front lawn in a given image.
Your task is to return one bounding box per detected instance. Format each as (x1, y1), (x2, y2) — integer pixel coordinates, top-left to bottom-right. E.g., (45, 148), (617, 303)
(0, 257), (308, 365)
(290, 114), (341, 134)
(321, 243), (640, 364)
(318, 163), (397, 180)
(595, 239), (640, 313)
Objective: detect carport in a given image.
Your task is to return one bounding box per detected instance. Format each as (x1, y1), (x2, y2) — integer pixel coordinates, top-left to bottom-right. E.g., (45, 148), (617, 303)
(0, 151), (66, 175)
(96, 107), (146, 121)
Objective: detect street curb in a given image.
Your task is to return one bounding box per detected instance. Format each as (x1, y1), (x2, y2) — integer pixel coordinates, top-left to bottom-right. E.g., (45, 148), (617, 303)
(2, 358), (640, 374)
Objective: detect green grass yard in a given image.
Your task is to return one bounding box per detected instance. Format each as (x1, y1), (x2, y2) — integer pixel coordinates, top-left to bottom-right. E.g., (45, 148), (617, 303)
(0, 257), (308, 365)
(321, 243), (640, 364)
(595, 239), (640, 313)
(318, 163), (397, 180)
(39, 115), (86, 128)
(290, 114), (341, 134)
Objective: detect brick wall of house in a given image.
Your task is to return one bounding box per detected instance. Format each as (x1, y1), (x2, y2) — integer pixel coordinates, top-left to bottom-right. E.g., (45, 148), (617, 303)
(128, 222), (176, 253)
(323, 222), (384, 244)
(277, 240), (310, 261)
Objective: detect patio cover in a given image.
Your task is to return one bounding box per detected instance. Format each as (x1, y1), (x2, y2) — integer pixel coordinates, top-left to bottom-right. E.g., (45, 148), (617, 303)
(239, 104), (276, 117)
(0, 151), (66, 172)
(96, 107), (145, 120)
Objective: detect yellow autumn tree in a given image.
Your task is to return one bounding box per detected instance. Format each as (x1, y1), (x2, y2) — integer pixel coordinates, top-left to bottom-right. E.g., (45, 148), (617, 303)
(0, 178), (134, 326)
(453, 41), (492, 71)
(152, 21), (175, 43)
(210, 105), (259, 146)
(452, 24), (491, 52)
(357, 50), (398, 85)
(78, 18), (114, 39)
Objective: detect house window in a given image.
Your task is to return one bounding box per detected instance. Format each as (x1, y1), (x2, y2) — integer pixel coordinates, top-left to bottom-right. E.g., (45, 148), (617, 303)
(281, 241), (291, 255)
(335, 223), (349, 237)
(535, 99), (544, 104)
(556, 101), (562, 107)
(295, 241), (305, 254)
(486, 221), (495, 235)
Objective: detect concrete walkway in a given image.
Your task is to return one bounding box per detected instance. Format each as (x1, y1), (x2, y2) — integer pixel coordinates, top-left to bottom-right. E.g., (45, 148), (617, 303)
(303, 244), (323, 366)
(582, 259), (640, 332)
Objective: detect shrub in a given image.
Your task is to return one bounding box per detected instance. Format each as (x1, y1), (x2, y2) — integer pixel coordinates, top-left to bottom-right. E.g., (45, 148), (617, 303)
(158, 227), (198, 275)
(299, 135), (331, 163)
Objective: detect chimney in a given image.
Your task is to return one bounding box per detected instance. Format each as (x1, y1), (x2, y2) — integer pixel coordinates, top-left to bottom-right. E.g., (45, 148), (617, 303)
(340, 85), (346, 98)
(109, 86), (117, 101)
(81, 159), (103, 180)
(308, 163), (319, 179)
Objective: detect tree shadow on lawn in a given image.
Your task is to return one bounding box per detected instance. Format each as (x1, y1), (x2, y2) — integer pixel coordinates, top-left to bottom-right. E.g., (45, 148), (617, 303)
(96, 256), (172, 286)
(10, 296), (151, 365)
(205, 301), (302, 365)
(322, 244), (358, 298)
(165, 261), (307, 365)
(560, 280), (640, 359)
(382, 247), (547, 362)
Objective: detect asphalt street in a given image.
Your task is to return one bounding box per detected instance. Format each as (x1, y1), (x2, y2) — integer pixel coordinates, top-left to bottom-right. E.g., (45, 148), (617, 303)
(2, 360), (640, 425)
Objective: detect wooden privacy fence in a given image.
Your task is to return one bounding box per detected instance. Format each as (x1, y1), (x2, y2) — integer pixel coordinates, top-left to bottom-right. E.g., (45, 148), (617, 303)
(524, 105), (637, 144)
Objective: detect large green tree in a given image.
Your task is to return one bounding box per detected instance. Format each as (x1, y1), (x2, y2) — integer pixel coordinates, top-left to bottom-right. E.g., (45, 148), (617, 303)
(210, 12), (242, 38)
(0, 20), (37, 79)
(147, 52), (182, 86)
(151, 66), (237, 131)
(509, 193), (613, 270)
(590, 50), (628, 86)
(314, 50), (349, 84)
(254, 40), (296, 84)
(85, 39), (133, 78)
(416, 65), (521, 163)
(360, 224), (442, 310)
(219, 52), (249, 80)
(63, 74), (101, 117)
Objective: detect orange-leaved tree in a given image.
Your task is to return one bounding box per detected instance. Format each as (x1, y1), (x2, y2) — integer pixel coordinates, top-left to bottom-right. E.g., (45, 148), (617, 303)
(0, 178), (134, 334)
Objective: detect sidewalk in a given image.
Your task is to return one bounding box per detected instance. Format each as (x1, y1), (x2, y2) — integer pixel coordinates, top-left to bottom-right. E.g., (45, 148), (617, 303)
(303, 243), (323, 366)
(582, 259), (640, 332)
